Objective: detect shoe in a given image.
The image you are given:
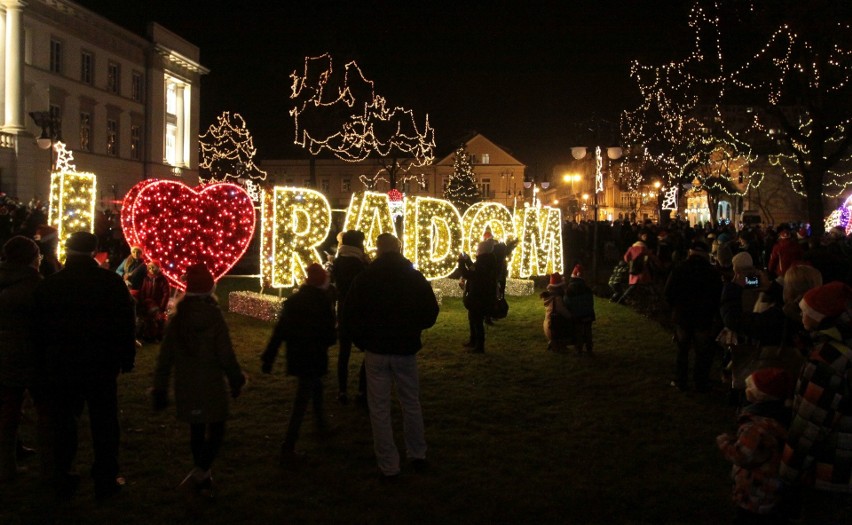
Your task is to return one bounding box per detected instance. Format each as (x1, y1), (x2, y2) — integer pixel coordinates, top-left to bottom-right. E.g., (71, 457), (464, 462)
(337, 392), (349, 405)
(315, 426), (339, 440)
(484, 317), (494, 326)
(197, 475), (215, 499)
(462, 340), (475, 348)
(279, 449), (306, 467)
(379, 472), (400, 484)
(54, 473), (81, 500)
(16, 443), (36, 460)
(95, 477), (124, 501)
(470, 347), (484, 354)
(410, 458), (429, 473)
(670, 380), (687, 392)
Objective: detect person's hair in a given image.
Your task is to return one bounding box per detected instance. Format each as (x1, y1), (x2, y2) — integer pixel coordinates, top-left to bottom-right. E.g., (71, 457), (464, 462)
(376, 233), (400, 255)
(783, 264), (823, 305)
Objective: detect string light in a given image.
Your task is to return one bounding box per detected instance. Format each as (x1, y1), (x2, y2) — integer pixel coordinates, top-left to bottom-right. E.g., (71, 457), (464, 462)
(290, 53), (434, 190)
(48, 170), (97, 262)
(662, 186), (679, 211)
(342, 191), (397, 257)
(511, 206), (564, 279)
(824, 194), (852, 235)
(461, 202), (515, 255)
(121, 180), (256, 290)
(228, 290), (285, 322)
(402, 196), (463, 280)
(199, 111), (268, 182)
(443, 145), (481, 211)
(260, 186), (331, 288)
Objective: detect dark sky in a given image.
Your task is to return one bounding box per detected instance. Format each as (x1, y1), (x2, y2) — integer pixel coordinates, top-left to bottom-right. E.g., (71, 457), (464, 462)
(75, 1), (692, 176)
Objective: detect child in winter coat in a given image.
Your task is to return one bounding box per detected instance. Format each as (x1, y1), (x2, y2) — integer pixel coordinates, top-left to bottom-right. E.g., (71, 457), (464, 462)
(262, 263), (337, 463)
(564, 265), (596, 355)
(151, 263), (245, 499)
(136, 261), (171, 342)
(716, 367), (792, 523)
(540, 272), (573, 352)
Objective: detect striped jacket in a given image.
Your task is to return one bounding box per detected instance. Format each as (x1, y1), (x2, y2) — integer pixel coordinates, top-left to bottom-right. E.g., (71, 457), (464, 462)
(780, 326), (852, 493)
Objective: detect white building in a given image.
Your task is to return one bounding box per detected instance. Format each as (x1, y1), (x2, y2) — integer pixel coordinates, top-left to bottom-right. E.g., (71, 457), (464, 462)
(0, 0), (206, 206)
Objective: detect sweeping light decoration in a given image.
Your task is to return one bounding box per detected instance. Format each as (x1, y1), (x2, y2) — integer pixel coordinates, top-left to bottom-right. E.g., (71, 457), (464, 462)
(199, 111), (267, 182)
(342, 191), (396, 255)
(511, 206), (564, 279)
(260, 186), (331, 288)
(662, 186), (679, 211)
(46, 142), (96, 261)
(290, 53), (435, 189)
(623, 0), (852, 232)
(461, 202), (515, 255)
(121, 180), (256, 289)
(402, 196), (463, 280)
(824, 194), (852, 235)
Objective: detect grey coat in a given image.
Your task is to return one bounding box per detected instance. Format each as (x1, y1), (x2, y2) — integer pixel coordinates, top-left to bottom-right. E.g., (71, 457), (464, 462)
(153, 296), (244, 423)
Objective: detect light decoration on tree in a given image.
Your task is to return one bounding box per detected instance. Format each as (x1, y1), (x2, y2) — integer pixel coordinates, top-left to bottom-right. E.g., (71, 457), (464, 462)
(461, 202), (515, 256)
(511, 206), (564, 279)
(623, 0), (852, 234)
(342, 191), (396, 256)
(824, 194), (852, 236)
(402, 196), (463, 280)
(443, 145), (481, 211)
(290, 53), (435, 190)
(121, 180), (256, 290)
(46, 142), (96, 261)
(662, 186), (679, 211)
(259, 186), (331, 289)
(199, 111), (267, 182)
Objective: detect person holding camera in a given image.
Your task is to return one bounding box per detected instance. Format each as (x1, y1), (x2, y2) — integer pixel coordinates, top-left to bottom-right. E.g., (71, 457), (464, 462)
(457, 242), (498, 354)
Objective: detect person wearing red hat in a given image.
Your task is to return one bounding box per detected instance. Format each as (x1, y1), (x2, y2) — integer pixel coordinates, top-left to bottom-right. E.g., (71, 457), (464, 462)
(152, 262), (246, 499)
(564, 265), (596, 355)
(262, 263), (337, 464)
(768, 224), (803, 280)
(540, 272), (572, 352)
(780, 281), (852, 522)
(717, 367), (792, 523)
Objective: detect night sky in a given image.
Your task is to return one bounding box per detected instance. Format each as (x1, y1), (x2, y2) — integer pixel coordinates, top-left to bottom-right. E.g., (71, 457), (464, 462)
(74, 1), (691, 176)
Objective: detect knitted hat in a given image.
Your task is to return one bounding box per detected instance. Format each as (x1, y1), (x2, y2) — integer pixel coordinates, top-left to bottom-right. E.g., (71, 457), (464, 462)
(341, 230), (365, 249)
(571, 264), (583, 278)
(731, 251), (754, 272)
(549, 272), (564, 286)
(2, 235), (39, 265)
(748, 368), (792, 400)
(305, 263), (328, 287)
(65, 231), (98, 254)
(184, 263), (215, 295)
(799, 281), (852, 324)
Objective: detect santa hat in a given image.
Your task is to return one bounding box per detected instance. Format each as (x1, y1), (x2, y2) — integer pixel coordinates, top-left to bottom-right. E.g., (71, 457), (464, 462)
(549, 272), (564, 286)
(748, 368), (792, 401)
(304, 263), (328, 288)
(797, 227), (809, 240)
(184, 263), (215, 295)
(799, 281), (852, 324)
(483, 230), (493, 240)
(571, 264), (583, 278)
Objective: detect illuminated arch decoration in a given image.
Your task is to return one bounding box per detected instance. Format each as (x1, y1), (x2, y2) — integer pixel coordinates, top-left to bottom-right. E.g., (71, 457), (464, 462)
(121, 179), (159, 248)
(342, 191), (396, 255)
(121, 180), (256, 290)
(511, 206), (564, 278)
(824, 194), (852, 236)
(260, 186), (331, 288)
(662, 186), (679, 211)
(403, 196), (463, 280)
(461, 202), (515, 255)
(46, 142), (97, 262)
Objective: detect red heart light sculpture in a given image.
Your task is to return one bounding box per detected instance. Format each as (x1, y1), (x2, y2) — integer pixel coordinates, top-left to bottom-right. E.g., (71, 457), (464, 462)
(122, 180), (256, 289)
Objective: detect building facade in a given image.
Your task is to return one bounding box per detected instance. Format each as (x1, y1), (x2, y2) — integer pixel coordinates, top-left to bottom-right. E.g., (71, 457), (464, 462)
(0, 0), (206, 206)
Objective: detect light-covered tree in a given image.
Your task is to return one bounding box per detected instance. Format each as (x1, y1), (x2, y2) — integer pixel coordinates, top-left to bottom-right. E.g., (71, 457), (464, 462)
(443, 145), (481, 212)
(199, 112), (268, 182)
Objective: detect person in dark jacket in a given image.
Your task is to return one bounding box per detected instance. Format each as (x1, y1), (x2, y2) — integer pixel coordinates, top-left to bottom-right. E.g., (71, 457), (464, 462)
(330, 230), (369, 405)
(32, 232), (135, 500)
(152, 263), (245, 498)
(137, 261), (171, 342)
(564, 264), (596, 355)
(458, 241), (499, 353)
(340, 233), (439, 480)
(262, 263), (337, 463)
(0, 236), (46, 483)
(664, 241), (722, 392)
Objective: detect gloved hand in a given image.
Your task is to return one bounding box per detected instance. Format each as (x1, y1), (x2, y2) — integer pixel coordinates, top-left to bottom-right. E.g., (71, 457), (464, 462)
(150, 388), (168, 411)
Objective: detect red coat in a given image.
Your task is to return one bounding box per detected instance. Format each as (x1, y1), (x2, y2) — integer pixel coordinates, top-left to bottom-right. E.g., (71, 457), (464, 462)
(138, 272), (170, 313)
(623, 242), (656, 285)
(768, 237), (803, 278)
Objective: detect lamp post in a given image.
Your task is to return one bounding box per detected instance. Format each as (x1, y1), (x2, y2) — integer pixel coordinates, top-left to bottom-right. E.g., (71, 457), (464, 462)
(571, 145), (622, 284)
(29, 111), (62, 171)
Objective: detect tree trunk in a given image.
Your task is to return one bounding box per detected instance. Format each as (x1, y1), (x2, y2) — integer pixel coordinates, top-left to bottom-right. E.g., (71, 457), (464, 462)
(804, 169), (826, 237)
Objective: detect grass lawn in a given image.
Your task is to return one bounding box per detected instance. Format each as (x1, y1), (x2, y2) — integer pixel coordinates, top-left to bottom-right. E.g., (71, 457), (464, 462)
(2, 277), (739, 524)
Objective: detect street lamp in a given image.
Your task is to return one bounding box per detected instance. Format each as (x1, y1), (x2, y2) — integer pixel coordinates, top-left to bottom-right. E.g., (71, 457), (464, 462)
(523, 180), (550, 207)
(571, 144), (622, 284)
(29, 111), (62, 171)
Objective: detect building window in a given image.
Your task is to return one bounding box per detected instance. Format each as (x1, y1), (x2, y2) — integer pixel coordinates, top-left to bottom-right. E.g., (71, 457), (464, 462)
(130, 125), (141, 160)
(107, 61), (120, 94)
(79, 112), (91, 152)
(106, 118), (118, 156)
(321, 179), (330, 193)
(131, 72), (143, 102)
(165, 123), (176, 164)
(481, 153), (490, 164)
(164, 75), (189, 167)
(50, 39), (62, 74)
(341, 178), (351, 193)
(80, 51), (93, 84)
(480, 178), (491, 198)
(303, 178), (313, 188)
